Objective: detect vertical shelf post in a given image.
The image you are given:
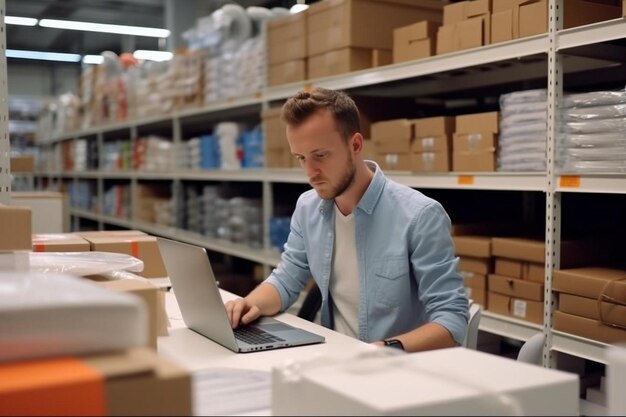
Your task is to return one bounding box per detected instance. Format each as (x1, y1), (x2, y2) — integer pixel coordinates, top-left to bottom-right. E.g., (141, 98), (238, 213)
(544, 0), (564, 368)
(0, 0), (10, 205)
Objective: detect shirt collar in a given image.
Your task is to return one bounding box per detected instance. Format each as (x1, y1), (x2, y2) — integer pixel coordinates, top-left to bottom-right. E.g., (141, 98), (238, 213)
(355, 160), (385, 215)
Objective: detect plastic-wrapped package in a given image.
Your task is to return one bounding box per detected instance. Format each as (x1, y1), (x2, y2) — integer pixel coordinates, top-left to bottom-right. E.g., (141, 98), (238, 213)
(562, 104), (626, 121)
(500, 89), (547, 106)
(500, 101), (547, 117)
(500, 121), (547, 136)
(562, 118), (626, 134)
(565, 146), (626, 161)
(562, 89), (626, 108)
(558, 132), (626, 148)
(561, 159), (626, 173)
(500, 111), (547, 128)
(28, 251), (144, 276)
(0, 272), (146, 362)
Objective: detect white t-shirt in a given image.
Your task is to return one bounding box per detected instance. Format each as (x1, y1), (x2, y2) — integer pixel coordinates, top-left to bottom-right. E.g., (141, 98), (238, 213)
(330, 204), (360, 338)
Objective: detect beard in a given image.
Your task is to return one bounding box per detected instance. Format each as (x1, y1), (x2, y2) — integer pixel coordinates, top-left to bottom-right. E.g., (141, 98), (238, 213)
(313, 153), (356, 200)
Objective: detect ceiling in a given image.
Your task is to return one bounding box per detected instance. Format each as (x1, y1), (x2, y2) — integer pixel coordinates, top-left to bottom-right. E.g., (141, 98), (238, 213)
(5, 0), (293, 61)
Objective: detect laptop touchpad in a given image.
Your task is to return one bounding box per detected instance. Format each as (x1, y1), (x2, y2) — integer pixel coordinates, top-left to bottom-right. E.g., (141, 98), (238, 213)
(257, 323), (295, 332)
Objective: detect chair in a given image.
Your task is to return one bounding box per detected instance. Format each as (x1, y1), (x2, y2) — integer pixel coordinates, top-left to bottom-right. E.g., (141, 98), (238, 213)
(463, 301), (482, 350)
(516, 333), (545, 365)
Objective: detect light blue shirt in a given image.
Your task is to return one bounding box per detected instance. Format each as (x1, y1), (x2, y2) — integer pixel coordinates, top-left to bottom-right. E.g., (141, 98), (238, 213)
(266, 162), (469, 344)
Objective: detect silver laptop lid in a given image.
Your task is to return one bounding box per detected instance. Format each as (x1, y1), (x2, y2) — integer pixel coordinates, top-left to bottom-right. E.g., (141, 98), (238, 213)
(158, 237), (240, 352)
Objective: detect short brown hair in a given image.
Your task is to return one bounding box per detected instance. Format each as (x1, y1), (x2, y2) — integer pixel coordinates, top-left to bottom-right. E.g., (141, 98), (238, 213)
(281, 87), (361, 141)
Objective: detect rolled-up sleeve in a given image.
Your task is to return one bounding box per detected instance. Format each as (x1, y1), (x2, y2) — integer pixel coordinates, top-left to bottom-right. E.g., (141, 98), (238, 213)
(410, 202), (469, 344)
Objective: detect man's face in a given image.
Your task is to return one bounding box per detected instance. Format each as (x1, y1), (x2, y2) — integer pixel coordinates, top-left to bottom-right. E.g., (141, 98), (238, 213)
(287, 109), (357, 200)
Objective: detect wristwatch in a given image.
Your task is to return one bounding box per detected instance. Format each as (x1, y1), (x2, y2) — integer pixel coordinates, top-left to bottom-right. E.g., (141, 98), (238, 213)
(383, 339), (405, 351)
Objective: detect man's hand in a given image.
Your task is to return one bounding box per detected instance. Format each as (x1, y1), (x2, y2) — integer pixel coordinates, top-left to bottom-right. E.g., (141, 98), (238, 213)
(224, 298), (262, 328)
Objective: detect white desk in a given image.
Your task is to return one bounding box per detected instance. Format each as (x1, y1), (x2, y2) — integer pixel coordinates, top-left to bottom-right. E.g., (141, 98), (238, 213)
(158, 288), (369, 372)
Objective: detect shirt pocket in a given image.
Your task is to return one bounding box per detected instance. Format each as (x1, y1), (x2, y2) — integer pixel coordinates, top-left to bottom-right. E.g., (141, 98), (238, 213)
(372, 257), (409, 307)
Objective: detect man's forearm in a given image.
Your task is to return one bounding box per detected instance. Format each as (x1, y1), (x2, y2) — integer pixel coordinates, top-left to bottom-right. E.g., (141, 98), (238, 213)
(245, 282), (283, 317)
(390, 322), (457, 353)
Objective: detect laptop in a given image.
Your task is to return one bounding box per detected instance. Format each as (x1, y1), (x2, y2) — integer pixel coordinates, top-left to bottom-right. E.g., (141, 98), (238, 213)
(157, 237), (325, 353)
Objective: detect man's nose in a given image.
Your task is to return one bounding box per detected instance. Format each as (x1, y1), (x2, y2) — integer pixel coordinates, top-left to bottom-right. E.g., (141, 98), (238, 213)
(304, 158), (320, 178)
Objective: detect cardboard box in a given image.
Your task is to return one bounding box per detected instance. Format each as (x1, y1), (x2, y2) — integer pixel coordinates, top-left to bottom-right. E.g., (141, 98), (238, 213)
(308, 47), (372, 79)
(515, 0), (622, 39)
(268, 59), (306, 86)
(12, 191), (68, 234)
(371, 119), (415, 153)
(94, 279), (161, 349)
(456, 111), (499, 134)
(495, 258), (544, 283)
(266, 148), (294, 169)
(491, 10), (514, 44)
(553, 310), (626, 344)
(10, 155), (35, 173)
(463, 272), (487, 290)
(262, 107), (288, 150)
(553, 267), (626, 301)
(452, 150), (496, 171)
(458, 14), (490, 50)
(465, 286), (487, 307)
(443, 1), (466, 25)
(436, 24), (456, 55)
(372, 49), (393, 67)
(411, 152), (450, 172)
(458, 256), (492, 275)
(488, 291), (544, 324)
(307, 0), (444, 56)
(74, 230), (147, 239)
(0, 348), (192, 416)
(393, 21), (439, 63)
(362, 139), (375, 161)
(268, 12), (307, 64)
(488, 273), (544, 301)
(559, 293), (626, 328)
(491, 237), (602, 267)
(463, 0), (491, 18)
(272, 346), (579, 415)
(415, 116), (455, 138)
(453, 132), (497, 152)
(374, 152), (411, 171)
(0, 204), (32, 251)
(493, 0), (516, 13)
(453, 235), (491, 258)
(84, 236), (168, 278)
(32, 233), (90, 252)
(410, 135), (451, 153)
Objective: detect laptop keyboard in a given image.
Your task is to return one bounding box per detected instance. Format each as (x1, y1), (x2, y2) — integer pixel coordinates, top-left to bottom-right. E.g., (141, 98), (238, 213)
(234, 326), (285, 345)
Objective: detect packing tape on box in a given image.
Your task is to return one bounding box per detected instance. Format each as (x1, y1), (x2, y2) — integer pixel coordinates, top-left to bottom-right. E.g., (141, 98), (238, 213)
(598, 276), (626, 330)
(29, 251), (144, 276)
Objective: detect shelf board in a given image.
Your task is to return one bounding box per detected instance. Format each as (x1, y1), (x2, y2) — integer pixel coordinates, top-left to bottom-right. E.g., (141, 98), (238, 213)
(558, 18), (626, 51)
(479, 310), (543, 341)
(70, 209), (282, 266)
(48, 96), (264, 143)
(389, 172), (546, 191)
(265, 35), (548, 101)
(556, 174), (626, 194)
(551, 330), (608, 364)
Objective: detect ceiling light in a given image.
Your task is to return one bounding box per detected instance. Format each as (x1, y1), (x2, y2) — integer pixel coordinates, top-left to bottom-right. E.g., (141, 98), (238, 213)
(290, 4), (309, 13)
(5, 16), (38, 26)
(133, 50), (173, 62)
(39, 19), (170, 38)
(6, 49), (81, 63)
(83, 55), (104, 65)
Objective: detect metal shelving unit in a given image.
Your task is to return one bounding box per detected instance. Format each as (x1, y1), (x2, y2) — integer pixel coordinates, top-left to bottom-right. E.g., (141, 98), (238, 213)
(0, 0), (9, 205)
(33, 0), (626, 369)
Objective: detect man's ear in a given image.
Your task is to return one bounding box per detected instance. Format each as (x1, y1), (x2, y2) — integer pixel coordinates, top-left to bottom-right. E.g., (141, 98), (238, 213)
(351, 132), (364, 154)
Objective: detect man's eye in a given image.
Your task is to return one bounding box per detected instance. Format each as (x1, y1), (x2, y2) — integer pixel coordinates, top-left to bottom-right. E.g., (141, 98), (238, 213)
(315, 153), (327, 159)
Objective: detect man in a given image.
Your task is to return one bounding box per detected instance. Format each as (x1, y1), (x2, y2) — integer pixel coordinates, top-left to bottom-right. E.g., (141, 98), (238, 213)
(226, 88), (468, 352)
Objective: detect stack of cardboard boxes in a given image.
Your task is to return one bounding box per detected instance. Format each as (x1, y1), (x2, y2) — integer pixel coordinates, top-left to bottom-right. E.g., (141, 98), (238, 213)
(553, 267), (626, 344)
(393, 21), (440, 63)
(267, 0), (444, 84)
(411, 116), (455, 172)
(453, 111), (499, 172)
(267, 13), (308, 87)
(370, 118), (413, 171)
(262, 107), (297, 168)
(437, 0), (491, 55)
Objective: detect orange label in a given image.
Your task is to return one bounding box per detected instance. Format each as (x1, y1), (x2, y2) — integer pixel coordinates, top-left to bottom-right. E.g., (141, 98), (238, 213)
(34, 243), (46, 252)
(130, 240), (139, 258)
(559, 176), (581, 188)
(304, 83), (314, 92)
(457, 175), (475, 185)
(0, 357), (106, 416)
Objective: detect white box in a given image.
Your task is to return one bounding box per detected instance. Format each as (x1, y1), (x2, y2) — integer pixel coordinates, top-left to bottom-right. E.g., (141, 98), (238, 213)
(608, 344), (626, 416)
(0, 272), (147, 362)
(272, 347), (579, 415)
(11, 191), (69, 233)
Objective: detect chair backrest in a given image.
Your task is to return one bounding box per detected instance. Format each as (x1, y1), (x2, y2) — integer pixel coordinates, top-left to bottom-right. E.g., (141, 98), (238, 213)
(517, 333), (545, 365)
(463, 301), (482, 350)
